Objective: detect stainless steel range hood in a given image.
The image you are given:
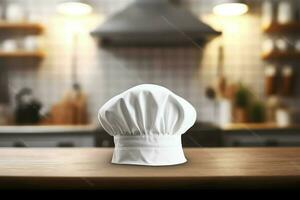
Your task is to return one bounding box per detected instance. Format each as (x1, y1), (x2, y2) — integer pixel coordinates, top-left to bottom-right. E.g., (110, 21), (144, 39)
(91, 0), (221, 47)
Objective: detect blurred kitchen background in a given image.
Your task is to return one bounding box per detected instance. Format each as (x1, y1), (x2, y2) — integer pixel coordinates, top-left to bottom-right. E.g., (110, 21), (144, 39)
(0, 0), (300, 148)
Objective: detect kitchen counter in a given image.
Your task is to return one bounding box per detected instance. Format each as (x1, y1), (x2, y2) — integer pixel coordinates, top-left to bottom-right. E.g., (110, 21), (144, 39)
(1, 123), (300, 148)
(0, 125), (97, 134)
(0, 148), (300, 189)
(2, 122), (299, 134)
(220, 124), (300, 147)
(0, 123), (220, 147)
(222, 123), (300, 131)
(0, 125), (99, 147)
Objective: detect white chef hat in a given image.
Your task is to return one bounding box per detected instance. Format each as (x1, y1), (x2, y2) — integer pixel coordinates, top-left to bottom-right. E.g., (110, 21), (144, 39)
(98, 84), (196, 166)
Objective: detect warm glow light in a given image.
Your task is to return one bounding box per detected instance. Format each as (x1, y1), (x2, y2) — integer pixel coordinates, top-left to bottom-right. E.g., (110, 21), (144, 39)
(57, 2), (92, 16)
(213, 3), (248, 16)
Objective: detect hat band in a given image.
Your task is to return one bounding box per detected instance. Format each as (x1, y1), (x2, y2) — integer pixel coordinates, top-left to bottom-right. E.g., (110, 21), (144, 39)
(112, 135), (187, 166)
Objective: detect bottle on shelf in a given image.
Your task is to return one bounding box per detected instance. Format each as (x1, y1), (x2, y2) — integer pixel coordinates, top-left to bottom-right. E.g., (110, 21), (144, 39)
(277, 0), (295, 24)
(281, 65), (294, 96)
(262, 0), (276, 28)
(265, 65), (277, 96)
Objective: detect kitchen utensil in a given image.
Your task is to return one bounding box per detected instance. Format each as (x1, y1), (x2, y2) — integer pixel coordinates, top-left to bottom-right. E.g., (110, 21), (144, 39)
(1, 39), (17, 52)
(205, 86), (216, 100)
(0, 5), (3, 21)
(74, 95), (88, 124)
(70, 84), (88, 125)
(0, 68), (9, 104)
(224, 82), (236, 100)
(276, 107), (291, 127)
(295, 39), (300, 52)
(0, 105), (9, 125)
(23, 36), (38, 51)
(51, 96), (74, 125)
(262, 39), (275, 54)
(216, 45), (227, 98)
(218, 99), (232, 126)
(266, 96), (279, 123)
(14, 88), (42, 125)
(50, 84), (87, 125)
(205, 86), (219, 123)
(275, 38), (289, 52)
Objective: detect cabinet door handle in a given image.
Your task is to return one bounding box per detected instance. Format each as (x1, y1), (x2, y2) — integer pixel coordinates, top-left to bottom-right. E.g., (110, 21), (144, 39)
(13, 141), (27, 148)
(265, 140), (278, 147)
(57, 142), (75, 147)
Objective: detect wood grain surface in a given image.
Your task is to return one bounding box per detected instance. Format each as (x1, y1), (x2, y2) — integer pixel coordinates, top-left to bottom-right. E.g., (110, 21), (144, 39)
(0, 148), (300, 189)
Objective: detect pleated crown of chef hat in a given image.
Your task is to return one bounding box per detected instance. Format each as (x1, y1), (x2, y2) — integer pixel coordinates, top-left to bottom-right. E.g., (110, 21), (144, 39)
(98, 84), (196, 166)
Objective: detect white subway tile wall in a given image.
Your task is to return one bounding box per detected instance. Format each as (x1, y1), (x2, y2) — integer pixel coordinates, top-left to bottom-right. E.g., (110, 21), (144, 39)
(1, 0), (299, 124)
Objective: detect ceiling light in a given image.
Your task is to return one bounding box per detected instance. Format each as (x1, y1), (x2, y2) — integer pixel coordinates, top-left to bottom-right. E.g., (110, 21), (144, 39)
(57, 0), (92, 16)
(213, 0), (248, 16)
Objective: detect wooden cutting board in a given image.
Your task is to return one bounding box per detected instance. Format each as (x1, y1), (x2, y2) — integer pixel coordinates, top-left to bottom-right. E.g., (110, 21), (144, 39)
(49, 89), (88, 125)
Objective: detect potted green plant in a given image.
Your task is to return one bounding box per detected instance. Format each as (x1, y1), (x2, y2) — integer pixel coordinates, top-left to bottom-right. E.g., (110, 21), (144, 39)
(234, 84), (251, 123)
(249, 101), (266, 123)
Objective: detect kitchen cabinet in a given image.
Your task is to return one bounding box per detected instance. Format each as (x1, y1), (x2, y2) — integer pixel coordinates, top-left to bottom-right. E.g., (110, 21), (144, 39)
(221, 124), (300, 147)
(182, 122), (221, 147)
(0, 134), (95, 147)
(2, 123), (300, 148)
(0, 148), (300, 189)
(95, 129), (114, 147)
(0, 125), (96, 147)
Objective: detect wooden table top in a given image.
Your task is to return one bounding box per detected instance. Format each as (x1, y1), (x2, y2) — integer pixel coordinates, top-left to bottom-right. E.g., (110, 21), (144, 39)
(0, 148), (300, 189)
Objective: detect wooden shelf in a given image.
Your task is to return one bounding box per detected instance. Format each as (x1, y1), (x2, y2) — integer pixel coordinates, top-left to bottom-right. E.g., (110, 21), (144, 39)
(221, 123), (300, 131)
(0, 51), (45, 59)
(0, 22), (44, 35)
(261, 51), (300, 60)
(0, 125), (96, 134)
(263, 22), (300, 34)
